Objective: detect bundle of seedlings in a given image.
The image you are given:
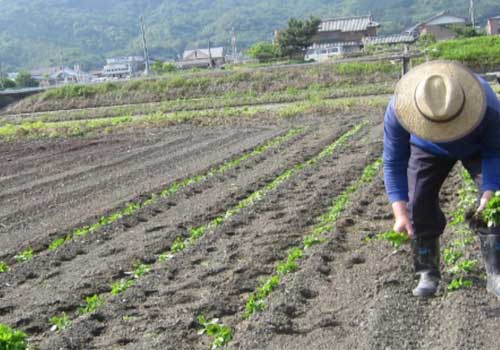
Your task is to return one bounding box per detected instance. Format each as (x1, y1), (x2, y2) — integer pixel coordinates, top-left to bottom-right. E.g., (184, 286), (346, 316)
(466, 191), (500, 297)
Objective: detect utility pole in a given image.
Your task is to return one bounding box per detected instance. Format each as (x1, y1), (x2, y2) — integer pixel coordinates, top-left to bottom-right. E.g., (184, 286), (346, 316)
(140, 16), (150, 75)
(230, 27), (237, 62)
(0, 62), (4, 90)
(208, 40), (214, 69)
(469, 0), (476, 28)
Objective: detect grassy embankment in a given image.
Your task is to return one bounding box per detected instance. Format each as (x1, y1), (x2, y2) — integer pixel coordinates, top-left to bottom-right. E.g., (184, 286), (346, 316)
(427, 36), (500, 71)
(4, 62), (399, 115)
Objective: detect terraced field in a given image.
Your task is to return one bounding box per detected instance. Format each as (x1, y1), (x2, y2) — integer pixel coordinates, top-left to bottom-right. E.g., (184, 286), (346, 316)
(1, 64), (500, 350)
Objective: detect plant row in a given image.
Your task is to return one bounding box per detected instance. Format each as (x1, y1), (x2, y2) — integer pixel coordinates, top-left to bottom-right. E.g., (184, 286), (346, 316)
(1, 82), (393, 126)
(45, 121), (368, 347)
(0, 96), (387, 141)
(443, 168), (479, 291)
(0, 128), (304, 273)
(241, 157), (383, 322)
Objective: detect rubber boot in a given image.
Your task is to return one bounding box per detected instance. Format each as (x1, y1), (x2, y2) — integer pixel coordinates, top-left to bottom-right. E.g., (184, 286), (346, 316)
(479, 230), (500, 298)
(411, 237), (440, 297)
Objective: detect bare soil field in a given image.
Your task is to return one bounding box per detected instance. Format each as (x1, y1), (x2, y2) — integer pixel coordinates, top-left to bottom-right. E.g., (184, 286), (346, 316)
(1, 80), (499, 350)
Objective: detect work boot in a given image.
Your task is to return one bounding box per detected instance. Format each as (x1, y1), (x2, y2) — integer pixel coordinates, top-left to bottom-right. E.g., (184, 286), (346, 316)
(411, 237), (440, 297)
(479, 230), (500, 298)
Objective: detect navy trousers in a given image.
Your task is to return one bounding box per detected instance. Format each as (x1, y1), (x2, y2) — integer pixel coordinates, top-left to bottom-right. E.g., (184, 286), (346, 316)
(408, 144), (482, 239)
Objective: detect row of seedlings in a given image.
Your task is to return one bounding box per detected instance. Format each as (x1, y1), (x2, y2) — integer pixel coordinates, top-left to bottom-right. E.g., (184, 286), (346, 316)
(45, 121), (369, 347)
(0, 128), (304, 274)
(192, 157), (384, 349)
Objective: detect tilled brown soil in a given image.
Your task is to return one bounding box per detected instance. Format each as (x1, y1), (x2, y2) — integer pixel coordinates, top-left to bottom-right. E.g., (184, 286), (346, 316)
(3, 104), (498, 350)
(14, 117), (380, 349)
(0, 124), (283, 259)
(232, 160), (500, 350)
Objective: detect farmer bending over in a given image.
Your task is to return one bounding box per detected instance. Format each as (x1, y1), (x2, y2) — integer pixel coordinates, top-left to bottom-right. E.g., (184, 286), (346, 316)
(383, 60), (500, 298)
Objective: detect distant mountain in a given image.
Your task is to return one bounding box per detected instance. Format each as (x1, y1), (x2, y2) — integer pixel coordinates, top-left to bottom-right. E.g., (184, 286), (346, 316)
(0, 0), (499, 71)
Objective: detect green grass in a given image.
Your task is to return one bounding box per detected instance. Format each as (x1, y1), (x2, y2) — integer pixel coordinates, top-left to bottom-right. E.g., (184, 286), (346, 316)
(0, 324), (28, 350)
(428, 36), (500, 68)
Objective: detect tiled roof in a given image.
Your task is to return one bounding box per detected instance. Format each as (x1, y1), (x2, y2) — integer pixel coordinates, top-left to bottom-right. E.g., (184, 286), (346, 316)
(362, 33), (417, 45)
(183, 47), (224, 59)
(319, 15), (379, 33)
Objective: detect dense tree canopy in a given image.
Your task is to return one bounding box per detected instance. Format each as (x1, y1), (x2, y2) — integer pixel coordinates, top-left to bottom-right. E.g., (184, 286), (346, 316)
(0, 0), (499, 71)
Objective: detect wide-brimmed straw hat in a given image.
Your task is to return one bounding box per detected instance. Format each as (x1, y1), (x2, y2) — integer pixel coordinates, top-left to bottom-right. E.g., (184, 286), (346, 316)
(394, 60), (486, 143)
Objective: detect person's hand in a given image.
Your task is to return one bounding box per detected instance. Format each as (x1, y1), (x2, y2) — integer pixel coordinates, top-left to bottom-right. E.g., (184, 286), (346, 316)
(476, 190), (494, 213)
(392, 201), (414, 237)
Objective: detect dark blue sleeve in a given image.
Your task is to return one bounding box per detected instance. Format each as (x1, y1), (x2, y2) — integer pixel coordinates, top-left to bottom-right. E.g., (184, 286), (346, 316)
(383, 97), (411, 203)
(481, 82), (500, 192)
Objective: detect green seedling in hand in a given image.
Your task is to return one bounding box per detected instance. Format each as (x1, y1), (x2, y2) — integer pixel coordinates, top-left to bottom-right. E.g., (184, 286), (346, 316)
(50, 312), (71, 331)
(482, 191), (500, 227)
(197, 315), (234, 350)
(377, 230), (410, 248)
(0, 323), (28, 350)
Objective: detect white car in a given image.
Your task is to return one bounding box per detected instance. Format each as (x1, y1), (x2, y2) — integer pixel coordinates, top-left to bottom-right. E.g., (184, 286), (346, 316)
(305, 47), (343, 62)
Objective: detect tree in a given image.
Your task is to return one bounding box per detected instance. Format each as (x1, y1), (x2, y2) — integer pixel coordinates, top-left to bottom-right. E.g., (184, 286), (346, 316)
(246, 42), (280, 62)
(152, 61), (177, 75)
(15, 71), (39, 88)
(276, 16), (321, 58)
(0, 78), (16, 90)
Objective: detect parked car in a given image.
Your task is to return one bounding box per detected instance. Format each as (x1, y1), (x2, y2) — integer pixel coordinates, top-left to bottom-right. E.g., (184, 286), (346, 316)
(305, 46), (343, 62)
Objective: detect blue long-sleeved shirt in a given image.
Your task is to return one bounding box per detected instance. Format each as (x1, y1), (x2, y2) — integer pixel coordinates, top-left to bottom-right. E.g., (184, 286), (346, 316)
(383, 78), (500, 203)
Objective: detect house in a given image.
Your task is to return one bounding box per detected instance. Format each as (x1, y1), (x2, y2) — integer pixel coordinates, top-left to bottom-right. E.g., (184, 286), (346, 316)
(177, 47), (225, 69)
(311, 15), (380, 52)
(30, 66), (81, 87)
(486, 16), (500, 35)
(102, 56), (145, 78)
(405, 11), (468, 41)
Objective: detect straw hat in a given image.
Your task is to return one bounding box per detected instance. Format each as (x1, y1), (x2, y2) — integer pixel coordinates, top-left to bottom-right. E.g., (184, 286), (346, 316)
(394, 60), (486, 143)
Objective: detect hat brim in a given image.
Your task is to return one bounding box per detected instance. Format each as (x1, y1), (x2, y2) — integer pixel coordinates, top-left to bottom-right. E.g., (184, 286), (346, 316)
(394, 61), (486, 143)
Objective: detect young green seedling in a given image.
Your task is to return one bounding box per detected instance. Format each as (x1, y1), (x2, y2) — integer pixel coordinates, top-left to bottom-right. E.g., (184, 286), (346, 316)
(0, 261), (8, 273)
(449, 259), (478, 275)
(15, 248), (33, 263)
(48, 235), (71, 251)
(170, 237), (186, 253)
(132, 263), (151, 278)
(50, 312), (71, 331)
(78, 294), (104, 314)
(110, 279), (135, 295)
(443, 248), (463, 265)
(448, 277), (473, 291)
(0, 323), (28, 350)
(197, 315), (234, 350)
